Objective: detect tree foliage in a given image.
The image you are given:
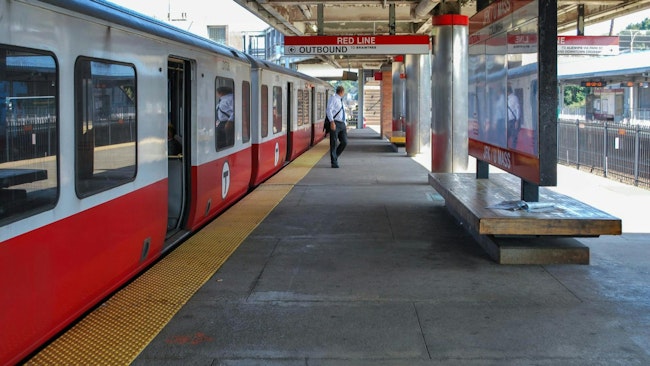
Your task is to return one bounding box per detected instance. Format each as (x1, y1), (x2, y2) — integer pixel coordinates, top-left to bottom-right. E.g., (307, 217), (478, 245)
(625, 18), (650, 30)
(563, 85), (587, 107)
(330, 80), (358, 99)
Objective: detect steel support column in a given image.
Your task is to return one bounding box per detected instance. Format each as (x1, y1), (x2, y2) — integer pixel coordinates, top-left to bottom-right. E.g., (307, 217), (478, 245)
(431, 15), (468, 172)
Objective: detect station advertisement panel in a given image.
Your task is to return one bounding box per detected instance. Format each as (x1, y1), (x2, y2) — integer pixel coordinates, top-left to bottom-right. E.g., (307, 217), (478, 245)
(468, 0), (555, 185)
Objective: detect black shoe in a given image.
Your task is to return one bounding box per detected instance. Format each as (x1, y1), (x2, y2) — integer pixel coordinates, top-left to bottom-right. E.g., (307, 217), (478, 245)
(331, 164), (339, 168)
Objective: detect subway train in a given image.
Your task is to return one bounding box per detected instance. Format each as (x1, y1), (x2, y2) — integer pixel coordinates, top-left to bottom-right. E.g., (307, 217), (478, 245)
(0, 0), (331, 364)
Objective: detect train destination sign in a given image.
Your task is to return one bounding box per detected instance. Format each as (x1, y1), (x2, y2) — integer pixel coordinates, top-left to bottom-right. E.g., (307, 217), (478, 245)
(284, 35), (430, 55)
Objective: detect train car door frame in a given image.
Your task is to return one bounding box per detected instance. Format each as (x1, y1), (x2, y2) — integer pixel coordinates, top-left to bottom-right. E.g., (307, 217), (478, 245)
(166, 57), (192, 241)
(286, 81), (294, 160)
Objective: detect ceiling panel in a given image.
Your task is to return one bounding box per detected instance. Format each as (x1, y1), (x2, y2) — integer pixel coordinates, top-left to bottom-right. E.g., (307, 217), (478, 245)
(233, 0), (650, 69)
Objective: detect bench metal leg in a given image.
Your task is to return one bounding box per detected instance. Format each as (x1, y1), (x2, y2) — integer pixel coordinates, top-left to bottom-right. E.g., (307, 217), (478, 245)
(476, 159), (489, 179)
(521, 179), (539, 202)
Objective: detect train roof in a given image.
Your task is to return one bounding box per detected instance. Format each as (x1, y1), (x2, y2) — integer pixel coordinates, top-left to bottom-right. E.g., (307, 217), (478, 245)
(558, 51), (650, 82)
(37, 0), (330, 88)
(244, 55), (330, 87)
(37, 0), (251, 63)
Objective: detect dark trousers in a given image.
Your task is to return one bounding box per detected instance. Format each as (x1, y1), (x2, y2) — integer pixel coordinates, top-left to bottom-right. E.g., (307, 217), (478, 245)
(507, 118), (519, 148)
(329, 121), (347, 166)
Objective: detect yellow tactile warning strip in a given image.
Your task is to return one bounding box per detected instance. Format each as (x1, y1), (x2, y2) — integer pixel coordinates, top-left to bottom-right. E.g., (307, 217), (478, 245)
(26, 141), (329, 365)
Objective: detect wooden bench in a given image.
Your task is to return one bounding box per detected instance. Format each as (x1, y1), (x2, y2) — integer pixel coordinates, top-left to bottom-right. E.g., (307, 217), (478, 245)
(428, 172), (622, 264)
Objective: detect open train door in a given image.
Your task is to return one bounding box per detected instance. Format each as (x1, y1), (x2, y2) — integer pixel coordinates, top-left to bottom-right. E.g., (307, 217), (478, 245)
(286, 81), (294, 161)
(166, 57), (192, 244)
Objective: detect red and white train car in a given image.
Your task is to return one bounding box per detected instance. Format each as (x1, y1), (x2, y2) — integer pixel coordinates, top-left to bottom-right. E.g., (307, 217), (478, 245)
(0, 0), (331, 364)
(248, 57), (330, 186)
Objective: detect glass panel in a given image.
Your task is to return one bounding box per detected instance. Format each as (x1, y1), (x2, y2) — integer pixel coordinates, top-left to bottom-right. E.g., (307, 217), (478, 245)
(75, 58), (136, 197)
(507, 18), (538, 155)
(261, 85), (269, 138)
(273, 86), (283, 134)
(215, 77), (235, 150)
(317, 92), (325, 121)
(242, 81), (250, 143)
(486, 33), (507, 148)
(298, 89), (310, 126)
(0, 47), (58, 224)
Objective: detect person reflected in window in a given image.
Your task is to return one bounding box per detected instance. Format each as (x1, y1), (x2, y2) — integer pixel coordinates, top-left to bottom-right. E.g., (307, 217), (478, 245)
(492, 87), (506, 147)
(216, 86), (234, 149)
(326, 86), (347, 168)
(168, 123), (182, 156)
(507, 84), (521, 149)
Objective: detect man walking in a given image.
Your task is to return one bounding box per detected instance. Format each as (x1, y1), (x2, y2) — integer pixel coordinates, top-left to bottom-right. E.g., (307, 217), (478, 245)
(326, 86), (347, 168)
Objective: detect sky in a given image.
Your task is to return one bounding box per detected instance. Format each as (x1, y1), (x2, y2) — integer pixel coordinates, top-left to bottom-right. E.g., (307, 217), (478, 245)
(107, 0), (269, 33)
(582, 9), (650, 35)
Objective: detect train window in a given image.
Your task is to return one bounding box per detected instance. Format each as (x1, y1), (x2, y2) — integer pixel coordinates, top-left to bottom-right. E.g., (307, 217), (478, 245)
(242, 81), (250, 143)
(297, 89), (310, 126)
(215, 77), (235, 150)
(317, 92), (325, 121)
(261, 85), (269, 138)
(74, 58), (137, 198)
(272, 86), (283, 134)
(297, 90), (303, 126)
(0, 46), (58, 225)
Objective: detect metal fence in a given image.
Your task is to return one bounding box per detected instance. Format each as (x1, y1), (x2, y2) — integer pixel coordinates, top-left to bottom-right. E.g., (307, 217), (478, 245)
(559, 106), (650, 127)
(558, 120), (650, 189)
(2, 115), (58, 163)
(2, 113), (135, 164)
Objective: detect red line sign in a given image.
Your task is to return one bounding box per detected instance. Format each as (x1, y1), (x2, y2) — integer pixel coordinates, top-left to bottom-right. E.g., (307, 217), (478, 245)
(284, 35), (430, 55)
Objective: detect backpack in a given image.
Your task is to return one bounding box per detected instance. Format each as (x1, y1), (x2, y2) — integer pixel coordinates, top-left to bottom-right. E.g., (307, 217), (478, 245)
(323, 107), (342, 135)
(323, 115), (331, 134)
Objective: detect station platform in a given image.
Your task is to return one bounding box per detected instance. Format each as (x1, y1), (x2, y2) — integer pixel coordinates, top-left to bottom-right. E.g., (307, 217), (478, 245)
(29, 127), (650, 365)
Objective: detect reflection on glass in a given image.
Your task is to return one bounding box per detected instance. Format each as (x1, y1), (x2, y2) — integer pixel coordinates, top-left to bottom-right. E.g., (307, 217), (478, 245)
(75, 58), (137, 197)
(272, 86), (283, 134)
(1, 47), (58, 224)
(468, 4), (539, 157)
(215, 77), (235, 150)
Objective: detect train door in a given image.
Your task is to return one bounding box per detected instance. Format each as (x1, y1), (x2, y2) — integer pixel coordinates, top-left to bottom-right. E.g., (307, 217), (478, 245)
(286, 82), (294, 160)
(310, 86), (316, 145)
(166, 58), (192, 241)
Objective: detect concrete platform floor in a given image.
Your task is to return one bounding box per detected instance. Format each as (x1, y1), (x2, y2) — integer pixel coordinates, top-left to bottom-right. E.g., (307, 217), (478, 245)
(134, 127), (650, 365)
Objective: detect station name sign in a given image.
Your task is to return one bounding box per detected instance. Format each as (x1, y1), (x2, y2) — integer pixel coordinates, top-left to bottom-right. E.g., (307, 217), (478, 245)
(557, 36), (619, 56)
(284, 35), (430, 55)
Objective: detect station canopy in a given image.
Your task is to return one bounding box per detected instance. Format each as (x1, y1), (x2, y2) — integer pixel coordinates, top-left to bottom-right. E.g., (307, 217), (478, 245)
(234, 0), (650, 69)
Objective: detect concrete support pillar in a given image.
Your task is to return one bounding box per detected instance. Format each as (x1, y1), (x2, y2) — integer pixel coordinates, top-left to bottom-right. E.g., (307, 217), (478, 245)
(380, 64), (393, 139)
(392, 56), (405, 134)
(317, 4), (324, 36)
(358, 69), (365, 129)
(389, 4), (396, 35)
(405, 53), (432, 156)
(476, 0), (491, 12)
(577, 4), (585, 36)
(431, 14), (469, 172)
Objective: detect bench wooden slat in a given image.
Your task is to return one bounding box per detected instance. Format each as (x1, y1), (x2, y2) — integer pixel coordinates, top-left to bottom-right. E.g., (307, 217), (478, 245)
(429, 172), (622, 236)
